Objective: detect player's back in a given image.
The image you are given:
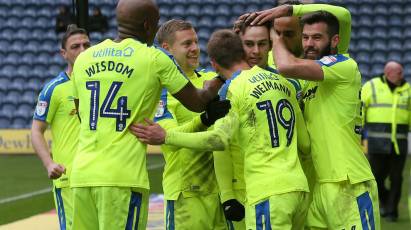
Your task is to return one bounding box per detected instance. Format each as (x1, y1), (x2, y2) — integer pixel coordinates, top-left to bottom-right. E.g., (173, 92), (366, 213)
(223, 66), (309, 204)
(71, 38), (188, 188)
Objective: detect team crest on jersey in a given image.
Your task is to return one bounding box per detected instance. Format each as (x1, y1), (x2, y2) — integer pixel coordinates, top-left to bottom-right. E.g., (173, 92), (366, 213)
(154, 100), (165, 118)
(319, 55), (337, 65)
(35, 101), (48, 116)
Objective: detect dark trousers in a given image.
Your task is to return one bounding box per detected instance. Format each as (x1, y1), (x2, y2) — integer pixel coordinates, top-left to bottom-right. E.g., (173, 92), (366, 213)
(367, 151), (407, 216)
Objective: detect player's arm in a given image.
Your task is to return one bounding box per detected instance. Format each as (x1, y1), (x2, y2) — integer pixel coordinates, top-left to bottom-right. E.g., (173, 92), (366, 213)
(243, 4), (350, 53)
(133, 109), (238, 151)
(157, 50), (223, 112)
(214, 149), (235, 203)
(31, 120), (65, 179)
(271, 28), (324, 81)
(172, 79), (223, 112)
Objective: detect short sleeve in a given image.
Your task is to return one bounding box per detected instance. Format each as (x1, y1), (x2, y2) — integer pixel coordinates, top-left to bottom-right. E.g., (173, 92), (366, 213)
(33, 82), (59, 123)
(316, 54), (351, 83)
(155, 49), (189, 95)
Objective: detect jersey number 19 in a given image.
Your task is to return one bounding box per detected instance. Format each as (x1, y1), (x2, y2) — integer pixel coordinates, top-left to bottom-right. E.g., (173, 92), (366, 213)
(256, 99), (295, 148)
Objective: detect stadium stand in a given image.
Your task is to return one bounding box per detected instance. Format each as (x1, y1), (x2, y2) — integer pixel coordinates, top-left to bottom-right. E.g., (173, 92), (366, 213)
(0, 0), (408, 128)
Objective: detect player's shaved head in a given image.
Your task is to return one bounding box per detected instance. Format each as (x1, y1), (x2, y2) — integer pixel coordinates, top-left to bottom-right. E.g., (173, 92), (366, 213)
(384, 61), (404, 86)
(116, 0), (160, 45)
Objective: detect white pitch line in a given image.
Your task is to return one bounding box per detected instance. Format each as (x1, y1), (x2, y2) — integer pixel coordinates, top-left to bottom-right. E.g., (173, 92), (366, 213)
(0, 163), (164, 205)
(0, 188), (52, 204)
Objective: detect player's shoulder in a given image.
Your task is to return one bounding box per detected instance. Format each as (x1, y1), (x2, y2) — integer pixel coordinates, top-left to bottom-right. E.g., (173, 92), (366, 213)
(40, 72), (70, 96)
(316, 54), (355, 67)
(219, 70), (243, 100)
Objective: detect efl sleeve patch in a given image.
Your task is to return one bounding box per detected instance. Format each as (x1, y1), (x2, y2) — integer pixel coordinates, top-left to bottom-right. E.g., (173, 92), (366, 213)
(316, 54), (348, 67)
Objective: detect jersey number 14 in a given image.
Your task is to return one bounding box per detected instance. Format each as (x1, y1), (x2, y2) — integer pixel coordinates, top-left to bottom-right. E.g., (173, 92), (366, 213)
(86, 81), (131, 132)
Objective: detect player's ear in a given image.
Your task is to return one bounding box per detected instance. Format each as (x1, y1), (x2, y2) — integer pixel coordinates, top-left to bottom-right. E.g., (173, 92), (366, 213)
(330, 34), (339, 51)
(210, 58), (219, 72)
(161, 42), (170, 51)
(60, 48), (67, 60)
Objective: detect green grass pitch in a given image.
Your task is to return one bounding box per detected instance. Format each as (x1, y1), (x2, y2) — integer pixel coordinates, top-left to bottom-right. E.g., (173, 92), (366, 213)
(0, 154), (410, 229)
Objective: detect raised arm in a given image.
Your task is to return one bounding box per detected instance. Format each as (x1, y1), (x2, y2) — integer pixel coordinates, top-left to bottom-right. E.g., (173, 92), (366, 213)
(271, 27), (324, 81)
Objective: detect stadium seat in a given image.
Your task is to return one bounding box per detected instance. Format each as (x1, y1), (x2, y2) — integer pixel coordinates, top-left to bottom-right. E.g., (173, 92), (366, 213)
(358, 5), (373, 15)
(389, 16), (403, 28)
(214, 16), (229, 29)
(356, 40), (371, 52)
(371, 27), (387, 39)
(232, 4), (245, 16)
(373, 4), (387, 15)
(216, 4), (230, 16)
(374, 16), (388, 27)
(387, 40), (403, 52)
(387, 51), (402, 63)
(355, 52), (371, 63)
(371, 40), (386, 52)
(356, 27), (372, 39)
(202, 5), (215, 16)
(186, 5), (200, 17)
(389, 4), (403, 15)
(11, 117), (29, 129)
(371, 52), (387, 65)
(0, 117), (11, 128)
(198, 16), (213, 29)
(357, 16), (372, 27)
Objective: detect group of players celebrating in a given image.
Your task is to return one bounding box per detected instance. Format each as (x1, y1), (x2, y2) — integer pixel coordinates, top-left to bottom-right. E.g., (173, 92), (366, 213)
(31, 0), (380, 229)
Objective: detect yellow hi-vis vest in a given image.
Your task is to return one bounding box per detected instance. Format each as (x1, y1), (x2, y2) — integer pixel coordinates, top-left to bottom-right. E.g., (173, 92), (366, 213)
(362, 76), (411, 154)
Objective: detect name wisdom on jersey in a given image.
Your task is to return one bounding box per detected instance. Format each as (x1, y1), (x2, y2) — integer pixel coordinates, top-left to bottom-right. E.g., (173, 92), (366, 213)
(85, 61), (134, 78)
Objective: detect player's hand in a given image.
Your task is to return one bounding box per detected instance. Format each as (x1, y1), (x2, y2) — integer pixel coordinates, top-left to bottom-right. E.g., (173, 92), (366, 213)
(200, 96), (231, 127)
(202, 78), (224, 101)
(129, 118), (166, 145)
(46, 162), (66, 179)
(222, 199), (245, 221)
(240, 5), (291, 26)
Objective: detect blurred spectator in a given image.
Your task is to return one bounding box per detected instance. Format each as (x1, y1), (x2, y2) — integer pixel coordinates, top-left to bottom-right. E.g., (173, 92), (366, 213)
(55, 5), (74, 34)
(361, 61), (411, 222)
(88, 7), (108, 33)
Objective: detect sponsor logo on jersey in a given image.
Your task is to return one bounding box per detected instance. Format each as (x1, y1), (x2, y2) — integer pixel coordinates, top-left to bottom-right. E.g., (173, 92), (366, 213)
(303, 86), (318, 101)
(92, 47), (134, 58)
(35, 101), (48, 116)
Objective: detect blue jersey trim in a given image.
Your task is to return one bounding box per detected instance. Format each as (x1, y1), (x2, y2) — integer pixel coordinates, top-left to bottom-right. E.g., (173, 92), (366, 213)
(166, 200), (175, 230)
(316, 54), (349, 67)
(157, 47), (188, 80)
(357, 191), (376, 230)
(153, 88), (174, 122)
(219, 70), (241, 100)
(264, 66), (278, 74)
(33, 72), (69, 121)
(126, 191), (142, 230)
(55, 187), (67, 230)
(255, 199), (271, 230)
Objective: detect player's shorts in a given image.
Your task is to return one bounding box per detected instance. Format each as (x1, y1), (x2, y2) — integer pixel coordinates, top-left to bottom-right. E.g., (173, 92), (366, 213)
(53, 187), (73, 230)
(226, 189), (246, 230)
(72, 187), (149, 230)
(306, 180), (380, 230)
(165, 193), (226, 230)
(245, 191), (309, 230)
